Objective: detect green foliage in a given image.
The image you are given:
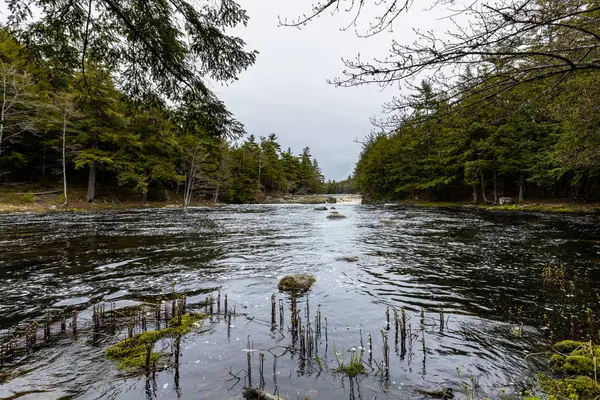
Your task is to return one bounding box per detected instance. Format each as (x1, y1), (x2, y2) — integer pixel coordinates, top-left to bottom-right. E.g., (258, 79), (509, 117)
(324, 175), (356, 194)
(227, 139), (325, 203)
(333, 344), (365, 377)
(0, 30), (324, 203)
(333, 352), (365, 377)
(354, 72), (600, 202)
(18, 192), (35, 204)
(5, 0), (257, 105)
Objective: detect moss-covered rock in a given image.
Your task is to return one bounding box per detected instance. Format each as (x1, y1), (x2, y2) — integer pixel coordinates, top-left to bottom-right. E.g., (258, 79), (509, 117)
(553, 340), (584, 354)
(277, 274), (316, 292)
(563, 355), (595, 375)
(551, 353), (565, 367)
(550, 340), (600, 379)
(540, 375), (600, 399)
(106, 312), (205, 371)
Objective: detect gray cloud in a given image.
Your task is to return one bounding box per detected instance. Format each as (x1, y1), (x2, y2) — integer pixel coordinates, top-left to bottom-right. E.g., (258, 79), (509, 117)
(213, 0), (408, 180)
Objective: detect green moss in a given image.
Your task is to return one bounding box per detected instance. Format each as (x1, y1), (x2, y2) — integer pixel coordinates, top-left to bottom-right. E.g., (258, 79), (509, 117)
(168, 312), (205, 333)
(106, 313), (205, 371)
(553, 340), (584, 354)
(540, 375), (600, 399)
(563, 355), (595, 375)
(18, 192), (35, 204)
(334, 361), (365, 377)
(114, 349), (165, 370)
(551, 353), (565, 367)
(278, 274), (316, 292)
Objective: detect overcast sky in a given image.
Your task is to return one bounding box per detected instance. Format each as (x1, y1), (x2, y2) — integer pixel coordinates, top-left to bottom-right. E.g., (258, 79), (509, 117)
(213, 0), (450, 181)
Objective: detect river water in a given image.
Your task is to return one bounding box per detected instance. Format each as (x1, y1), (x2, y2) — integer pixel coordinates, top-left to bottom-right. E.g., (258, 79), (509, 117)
(1, 201), (600, 399)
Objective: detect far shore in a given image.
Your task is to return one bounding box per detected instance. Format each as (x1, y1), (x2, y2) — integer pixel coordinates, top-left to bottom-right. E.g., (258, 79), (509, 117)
(0, 188), (347, 214)
(382, 199), (600, 215)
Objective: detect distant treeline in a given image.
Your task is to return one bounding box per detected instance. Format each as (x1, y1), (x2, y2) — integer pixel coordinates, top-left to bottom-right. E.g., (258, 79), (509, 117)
(323, 176), (356, 194)
(355, 75), (600, 203)
(0, 30), (324, 204)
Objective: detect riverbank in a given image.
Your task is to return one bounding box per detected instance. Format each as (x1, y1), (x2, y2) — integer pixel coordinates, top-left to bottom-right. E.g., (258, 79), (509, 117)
(0, 187), (344, 213)
(385, 200), (600, 215)
(0, 186), (224, 213)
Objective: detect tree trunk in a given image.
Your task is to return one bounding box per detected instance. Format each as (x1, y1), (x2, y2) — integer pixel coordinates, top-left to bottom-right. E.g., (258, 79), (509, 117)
(87, 161), (96, 203)
(472, 183), (478, 203)
(62, 117), (67, 205)
(213, 182), (220, 203)
(142, 191), (148, 203)
(493, 170), (498, 203)
(518, 176), (524, 203)
(0, 72), (5, 158)
(481, 174), (489, 203)
(256, 151), (262, 196)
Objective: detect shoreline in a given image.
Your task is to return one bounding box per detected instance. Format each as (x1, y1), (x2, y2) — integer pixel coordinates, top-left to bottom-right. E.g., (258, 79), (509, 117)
(0, 193), (345, 214)
(2, 194), (598, 216)
(384, 200), (600, 215)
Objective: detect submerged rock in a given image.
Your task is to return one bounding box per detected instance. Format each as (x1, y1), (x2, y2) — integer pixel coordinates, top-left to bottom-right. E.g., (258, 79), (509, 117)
(336, 256), (359, 262)
(314, 206), (328, 211)
(278, 274), (316, 292)
(415, 388), (454, 399)
(327, 211), (346, 219)
(243, 388), (283, 400)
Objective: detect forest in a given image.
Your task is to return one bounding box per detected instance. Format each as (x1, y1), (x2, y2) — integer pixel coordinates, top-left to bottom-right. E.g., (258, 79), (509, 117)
(354, 74), (600, 203)
(0, 30), (325, 205)
(335, 0), (600, 204)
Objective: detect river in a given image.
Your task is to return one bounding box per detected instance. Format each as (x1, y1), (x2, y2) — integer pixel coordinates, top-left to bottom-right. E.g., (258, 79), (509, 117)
(1, 200), (599, 399)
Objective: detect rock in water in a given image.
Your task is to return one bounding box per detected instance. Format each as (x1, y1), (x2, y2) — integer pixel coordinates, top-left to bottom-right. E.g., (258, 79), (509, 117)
(499, 196), (513, 205)
(314, 206), (328, 211)
(278, 274), (316, 292)
(414, 387), (454, 399)
(336, 256), (359, 262)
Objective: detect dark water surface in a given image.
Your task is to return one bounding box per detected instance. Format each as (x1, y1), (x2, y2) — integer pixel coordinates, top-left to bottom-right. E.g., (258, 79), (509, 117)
(1, 202), (600, 399)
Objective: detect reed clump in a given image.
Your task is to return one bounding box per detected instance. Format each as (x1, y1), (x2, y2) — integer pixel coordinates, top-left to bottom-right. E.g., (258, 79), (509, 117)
(333, 345), (365, 377)
(542, 265), (566, 288)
